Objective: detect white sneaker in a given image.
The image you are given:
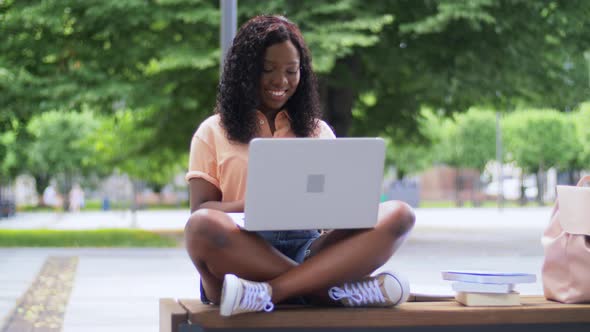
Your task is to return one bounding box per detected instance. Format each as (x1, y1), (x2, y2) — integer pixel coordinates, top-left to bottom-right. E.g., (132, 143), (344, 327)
(329, 271), (410, 307)
(219, 274), (274, 316)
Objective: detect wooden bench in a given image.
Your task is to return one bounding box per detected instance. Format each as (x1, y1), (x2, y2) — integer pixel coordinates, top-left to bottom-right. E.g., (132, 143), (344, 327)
(160, 295), (590, 332)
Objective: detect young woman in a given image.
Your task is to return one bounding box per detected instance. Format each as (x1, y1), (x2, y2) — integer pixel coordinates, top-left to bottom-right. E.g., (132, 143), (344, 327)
(185, 15), (415, 317)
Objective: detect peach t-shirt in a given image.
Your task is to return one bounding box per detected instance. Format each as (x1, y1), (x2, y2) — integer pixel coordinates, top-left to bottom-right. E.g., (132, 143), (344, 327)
(186, 110), (336, 202)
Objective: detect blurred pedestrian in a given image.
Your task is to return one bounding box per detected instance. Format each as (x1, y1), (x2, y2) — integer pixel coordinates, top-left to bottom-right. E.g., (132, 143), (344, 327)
(42, 182), (62, 212)
(69, 183), (85, 212)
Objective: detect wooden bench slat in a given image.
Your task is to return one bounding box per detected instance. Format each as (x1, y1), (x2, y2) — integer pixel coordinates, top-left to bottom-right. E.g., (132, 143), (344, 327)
(159, 298), (189, 332)
(177, 296), (590, 329)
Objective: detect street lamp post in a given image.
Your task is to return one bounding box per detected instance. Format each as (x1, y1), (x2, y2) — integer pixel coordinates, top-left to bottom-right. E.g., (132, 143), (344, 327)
(220, 0), (237, 74)
(496, 111), (504, 210)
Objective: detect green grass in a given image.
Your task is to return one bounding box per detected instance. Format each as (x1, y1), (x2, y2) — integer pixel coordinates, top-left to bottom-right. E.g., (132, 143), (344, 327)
(17, 200), (189, 212)
(0, 229), (178, 247)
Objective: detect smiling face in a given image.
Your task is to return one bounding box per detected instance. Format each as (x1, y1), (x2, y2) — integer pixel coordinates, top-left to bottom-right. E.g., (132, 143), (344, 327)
(258, 40), (301, 113)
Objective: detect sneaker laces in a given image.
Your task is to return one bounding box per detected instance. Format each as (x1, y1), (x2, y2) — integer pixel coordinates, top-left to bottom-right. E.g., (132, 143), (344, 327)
(329, 278), (386, 306)
(240, 281), (274, 312)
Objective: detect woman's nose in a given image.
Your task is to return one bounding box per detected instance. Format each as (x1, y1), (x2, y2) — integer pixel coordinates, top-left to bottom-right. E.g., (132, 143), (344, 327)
(269, 72), (288, 86)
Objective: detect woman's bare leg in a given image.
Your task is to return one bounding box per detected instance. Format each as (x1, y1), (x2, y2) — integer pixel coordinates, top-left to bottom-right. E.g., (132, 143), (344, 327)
(184, 209), (298, 304)
(268, 200), (415, 304)
(185, 200), (415, 305)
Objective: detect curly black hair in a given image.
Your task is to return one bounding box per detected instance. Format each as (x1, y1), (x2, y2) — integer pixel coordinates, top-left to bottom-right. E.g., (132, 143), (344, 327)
(216, 15), (321, 143)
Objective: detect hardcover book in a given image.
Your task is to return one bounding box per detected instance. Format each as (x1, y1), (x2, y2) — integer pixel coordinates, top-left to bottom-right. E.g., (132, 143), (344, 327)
(441, 270), (536, 284)
(455, 291), (521, 306)
(451, 281), (515, 294)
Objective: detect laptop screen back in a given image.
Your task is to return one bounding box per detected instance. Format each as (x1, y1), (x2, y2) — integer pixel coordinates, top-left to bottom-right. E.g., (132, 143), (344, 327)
(243, 138), (385, 231)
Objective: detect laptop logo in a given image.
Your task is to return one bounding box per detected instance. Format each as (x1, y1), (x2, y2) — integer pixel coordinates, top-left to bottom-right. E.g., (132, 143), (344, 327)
(306, 174), (325, 193)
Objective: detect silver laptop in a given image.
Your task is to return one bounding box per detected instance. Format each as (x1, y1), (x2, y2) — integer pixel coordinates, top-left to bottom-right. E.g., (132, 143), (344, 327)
(228, 137), (385, 231)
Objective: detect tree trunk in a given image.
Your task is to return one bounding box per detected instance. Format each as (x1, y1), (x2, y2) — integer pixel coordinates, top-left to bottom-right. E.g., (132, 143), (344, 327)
(34, 174), (50, 205)
(63, 173), (72, 212)
(322, 85), (354, 136)
(472, 171), (481, 207)
(455, 169), (463, 207)
(536, 164), (545, 206)
(320, 56), (361, 137)
(519, 172), (527, 206)
(568, 169), (580, 185)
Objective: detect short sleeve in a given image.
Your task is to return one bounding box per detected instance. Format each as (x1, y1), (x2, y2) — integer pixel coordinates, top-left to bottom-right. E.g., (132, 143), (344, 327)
(185, 133), (220, 189)
(315, 120), (337, 139)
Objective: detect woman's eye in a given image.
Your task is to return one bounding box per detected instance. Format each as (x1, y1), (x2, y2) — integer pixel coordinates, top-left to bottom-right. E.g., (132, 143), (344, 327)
(263, 67), (273, 73)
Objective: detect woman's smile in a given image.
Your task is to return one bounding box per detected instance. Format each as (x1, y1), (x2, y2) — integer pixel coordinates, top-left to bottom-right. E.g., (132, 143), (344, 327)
(258, 40), (300, 112)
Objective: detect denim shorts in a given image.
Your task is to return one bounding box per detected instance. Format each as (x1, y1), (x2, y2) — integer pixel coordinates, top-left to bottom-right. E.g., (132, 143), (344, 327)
(200, 229), (321, 304)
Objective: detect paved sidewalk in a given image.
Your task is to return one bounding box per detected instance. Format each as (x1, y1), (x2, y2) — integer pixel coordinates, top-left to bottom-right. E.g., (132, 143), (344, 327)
(0, 207), (552, 331)
(0, 207), (552, 231)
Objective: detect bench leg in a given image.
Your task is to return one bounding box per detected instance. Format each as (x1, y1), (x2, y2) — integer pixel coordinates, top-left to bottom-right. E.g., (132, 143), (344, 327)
(159, 298), (189, 332)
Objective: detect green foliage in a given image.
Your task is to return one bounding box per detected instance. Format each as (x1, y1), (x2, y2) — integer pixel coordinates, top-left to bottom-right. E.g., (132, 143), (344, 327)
(446, 109), (496, 171)
(384, 108), (442, 179)
(400, 0), (496, 34)
(385, 138), (432, 180)
(0, 229), (176, 247)
(418, 109), (457, 166)
(2, 0), (590, 179)
(572, 102), (590, 168)
(353, 0), (590, 138)
(502, 109), (578, 173)
(1, 0), (220, 156)
(86, 108), (186, 187)
(0, 118), (28, 181)
(26, 110), (101, 182)
(239, 0), (394, 73)
(0, 129), (17, 180)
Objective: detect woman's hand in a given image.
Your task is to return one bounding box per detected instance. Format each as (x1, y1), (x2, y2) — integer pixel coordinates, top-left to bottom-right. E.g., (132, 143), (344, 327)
(189, 178), (246, 213)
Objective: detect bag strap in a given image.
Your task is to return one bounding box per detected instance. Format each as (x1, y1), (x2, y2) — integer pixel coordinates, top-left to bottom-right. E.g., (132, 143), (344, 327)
(577, 175), (590, 187)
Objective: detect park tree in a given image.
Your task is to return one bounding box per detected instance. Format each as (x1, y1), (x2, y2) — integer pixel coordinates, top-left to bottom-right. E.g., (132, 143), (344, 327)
(383, 108), (445, 181)
(2, 0), (590, 165)
(349, 0), (590, 140)
(502, 109), (579, 205)
(574, 103), (590, 166)
(0, 129), (17, 183)
(85, 108), (186, 205)
(440, 109), (497, 205)
(451, 109), (497, 173)
(565, 103), (590, 184)
(26, 110), (101, 201)
(1, 0), (220, 161)
(385, 140), (432, 181)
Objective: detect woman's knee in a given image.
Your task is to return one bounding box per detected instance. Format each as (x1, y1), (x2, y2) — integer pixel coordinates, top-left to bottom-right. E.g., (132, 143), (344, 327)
(184, 209), (231, 251)
(377, 201), (416, 237)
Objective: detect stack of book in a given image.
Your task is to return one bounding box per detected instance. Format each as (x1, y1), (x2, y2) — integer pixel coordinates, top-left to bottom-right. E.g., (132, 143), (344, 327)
(441, 270), (537, 306)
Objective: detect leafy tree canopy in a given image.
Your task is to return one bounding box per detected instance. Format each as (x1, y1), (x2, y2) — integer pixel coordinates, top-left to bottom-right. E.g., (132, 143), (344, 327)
(25, 110), (102, 194)
(502, 109), (578, 173)
(572, 102), (590, 169)
(2, 0), (589, 168)
(447, 109), (496, 171)
(352, 0), (590, 140)
(85, 108), (187, 188)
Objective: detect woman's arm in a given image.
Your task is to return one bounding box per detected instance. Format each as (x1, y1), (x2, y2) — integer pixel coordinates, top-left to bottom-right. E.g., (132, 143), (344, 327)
(189, 178), (244, 213)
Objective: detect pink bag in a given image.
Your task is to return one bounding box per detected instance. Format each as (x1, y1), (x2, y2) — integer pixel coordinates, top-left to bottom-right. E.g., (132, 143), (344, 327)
(542, 175), (590, 303)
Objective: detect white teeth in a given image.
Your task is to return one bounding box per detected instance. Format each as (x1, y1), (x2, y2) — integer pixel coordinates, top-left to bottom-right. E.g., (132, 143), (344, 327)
(268, 90), (286, 97)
